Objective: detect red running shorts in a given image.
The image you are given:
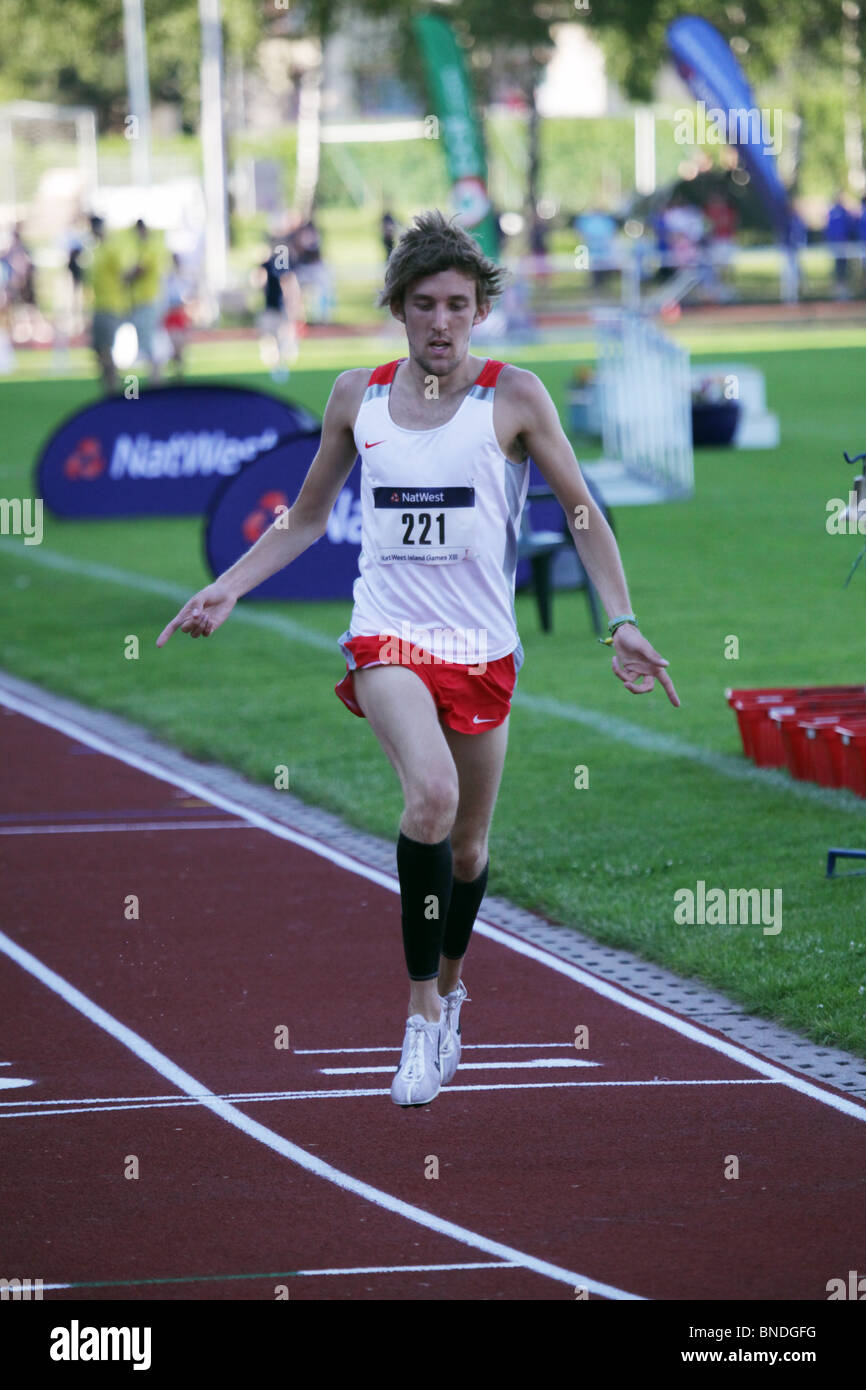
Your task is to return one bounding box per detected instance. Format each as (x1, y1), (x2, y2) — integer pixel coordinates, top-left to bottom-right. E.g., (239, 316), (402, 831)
(334, 633), (518, 735)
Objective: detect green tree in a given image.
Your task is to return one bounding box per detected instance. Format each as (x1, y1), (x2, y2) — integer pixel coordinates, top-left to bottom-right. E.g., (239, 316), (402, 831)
(0, 0), (262, 131)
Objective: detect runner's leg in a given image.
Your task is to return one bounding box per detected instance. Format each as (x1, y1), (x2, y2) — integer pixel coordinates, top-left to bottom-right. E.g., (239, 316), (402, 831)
(353, 664), (459, 1022)
(437, 717), (509, 995)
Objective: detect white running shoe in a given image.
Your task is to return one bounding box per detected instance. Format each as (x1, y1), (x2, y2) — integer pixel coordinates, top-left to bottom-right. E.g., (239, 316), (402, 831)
(438, 980), (469, 1085)
(390, 1014), (442, 1107)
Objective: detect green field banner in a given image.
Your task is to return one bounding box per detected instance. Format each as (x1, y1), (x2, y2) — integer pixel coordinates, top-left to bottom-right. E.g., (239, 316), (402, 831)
(412, 12), (499, 259)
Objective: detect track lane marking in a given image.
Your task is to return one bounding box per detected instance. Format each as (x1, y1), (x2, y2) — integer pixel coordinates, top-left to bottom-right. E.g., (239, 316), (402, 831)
(0, 821), (246, 836)
(0, 1078), (782, 1120)
(296, 1043), (576, 1053)
(40, 1262), (521, 1293)
(321, 1058), (602, 1074)
(2, 684), (863, 1124)
(0, 927), (644, 1301)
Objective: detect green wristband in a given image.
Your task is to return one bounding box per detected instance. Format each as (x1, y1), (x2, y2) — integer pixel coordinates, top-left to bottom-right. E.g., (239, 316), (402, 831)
(608, 613), (637, 634)
(598, 614), (638, 646)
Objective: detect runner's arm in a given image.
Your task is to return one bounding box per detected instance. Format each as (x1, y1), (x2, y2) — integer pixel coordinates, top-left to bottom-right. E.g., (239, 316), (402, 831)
(510, 368), (632, 618)
(218, 369), (362, 598)
(510, 368), (679, 706)
(156, 369), (365, 646)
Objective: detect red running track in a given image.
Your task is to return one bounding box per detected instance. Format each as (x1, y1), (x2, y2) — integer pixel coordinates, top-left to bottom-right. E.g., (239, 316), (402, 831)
(1, 691), (865, 1302)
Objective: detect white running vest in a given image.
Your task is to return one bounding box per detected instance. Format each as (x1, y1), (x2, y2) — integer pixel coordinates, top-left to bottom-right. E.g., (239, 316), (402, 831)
(343, 357), (529, 666)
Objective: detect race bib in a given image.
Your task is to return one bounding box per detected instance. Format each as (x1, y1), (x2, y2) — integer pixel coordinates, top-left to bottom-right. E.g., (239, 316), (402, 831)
(371, 485), (475, 563)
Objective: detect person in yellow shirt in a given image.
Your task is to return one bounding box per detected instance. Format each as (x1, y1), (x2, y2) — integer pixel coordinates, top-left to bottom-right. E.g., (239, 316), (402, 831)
(88, 215), (126, 392)
(126, 219), (166, 383)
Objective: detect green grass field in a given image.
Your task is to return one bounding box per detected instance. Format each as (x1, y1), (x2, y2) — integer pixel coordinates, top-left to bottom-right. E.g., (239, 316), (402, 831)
(2, 326), (865, 1058)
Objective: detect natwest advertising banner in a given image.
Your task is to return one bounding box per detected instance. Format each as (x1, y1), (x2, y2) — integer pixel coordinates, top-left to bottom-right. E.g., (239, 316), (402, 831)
(36, 384), (320, 518)
(205, 434), (362, 601)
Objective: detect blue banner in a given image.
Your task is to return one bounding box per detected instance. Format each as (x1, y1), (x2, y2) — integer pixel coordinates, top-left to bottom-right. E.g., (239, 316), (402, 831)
(36, 384), (320, 518)
(205, 434), (363, 602)
(667, 15), (800, 246)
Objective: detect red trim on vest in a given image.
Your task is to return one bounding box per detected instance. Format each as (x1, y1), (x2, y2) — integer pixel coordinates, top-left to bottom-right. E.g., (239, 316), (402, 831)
(368, 359), (404, 386)
(475, 359), (506, 388)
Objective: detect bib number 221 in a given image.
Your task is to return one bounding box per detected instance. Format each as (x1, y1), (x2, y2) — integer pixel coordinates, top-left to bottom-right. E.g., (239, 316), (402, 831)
(402, 512), (445, 546)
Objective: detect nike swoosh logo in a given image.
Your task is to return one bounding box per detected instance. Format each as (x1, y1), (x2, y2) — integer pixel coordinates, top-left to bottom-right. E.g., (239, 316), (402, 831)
(472, 715), (497, 724)
(364, 440), (386, 448)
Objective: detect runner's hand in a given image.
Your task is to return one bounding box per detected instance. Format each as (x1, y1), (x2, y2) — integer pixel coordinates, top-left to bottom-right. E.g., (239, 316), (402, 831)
(156, 583), (237, 647)
(610, 625), (680, 707)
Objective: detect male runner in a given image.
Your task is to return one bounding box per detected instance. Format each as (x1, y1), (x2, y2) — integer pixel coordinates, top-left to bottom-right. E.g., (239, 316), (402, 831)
(157, 210), (679, 1108)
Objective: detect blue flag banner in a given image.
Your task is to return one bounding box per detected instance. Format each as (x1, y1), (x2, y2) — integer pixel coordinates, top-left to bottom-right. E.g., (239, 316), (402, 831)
(666, 15), (800, 246)
(205, 434), (363, 602)
(36, 384), (320, 518)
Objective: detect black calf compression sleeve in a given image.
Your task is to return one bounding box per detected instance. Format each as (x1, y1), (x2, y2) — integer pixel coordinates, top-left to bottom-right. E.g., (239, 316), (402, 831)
(441, 860), (489, 962)
(396, 832), (454, 981)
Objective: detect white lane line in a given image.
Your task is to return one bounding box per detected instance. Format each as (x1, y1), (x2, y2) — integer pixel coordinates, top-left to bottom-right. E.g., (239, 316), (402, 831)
(1, 540), (861, 810)
(296, 1043), (576, 1054)
(0, 542), (337, 651)
(0, 1077), (33, 1090)
(0, 1078), (781, 1120)
(2, 683), (863, 1125)
(0, 929), (644, 1301)
(0, 821), (245, 836)
(40, 1261), (521, 1292)
(512, 691), (866, 808)
(321, 1059), (602, 1074)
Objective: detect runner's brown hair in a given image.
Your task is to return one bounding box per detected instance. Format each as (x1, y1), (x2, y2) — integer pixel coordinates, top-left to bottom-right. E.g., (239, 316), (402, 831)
(378, 209), (505, 313)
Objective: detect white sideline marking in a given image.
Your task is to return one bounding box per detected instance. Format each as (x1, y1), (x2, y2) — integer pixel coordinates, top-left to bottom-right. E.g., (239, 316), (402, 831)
(40, 1261), (521, 1292)
(322, 1059), (602, 1074)
(1, 541), (862, 810)
(0, 542), (336, 651)
(296, 1043), (576, 1054)
(0, 820), (244, 836)
(0, 929), (643, 1301)
(1, 682), (864, 1125)
(0, 1078), (781, 1120)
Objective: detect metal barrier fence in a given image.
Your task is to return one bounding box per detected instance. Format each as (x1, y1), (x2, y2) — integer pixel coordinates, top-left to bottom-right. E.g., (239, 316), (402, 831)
(593, 308), (693, 499)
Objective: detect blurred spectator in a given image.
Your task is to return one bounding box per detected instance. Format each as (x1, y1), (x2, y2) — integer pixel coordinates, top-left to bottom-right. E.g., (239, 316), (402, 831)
(258, 240), (302, 382)
(87, 215), (125, 393)
(50, 222), (86, 359)
(0, 241), (13, 373)
(528, 213), (551, 278)
(703, 193), (739, 301)
(664, 195), (706, 268)
(575, 209), (617, 288)
(1, 224), (38, 340)
(488, 205), (503, 258)
(66, 229), (86, 331)
(126, 219), (167, 383)
(161, 253), (193, 377)
(293, 215), (334, 324)
(381, 210), (397, 260)
(652, 205), (673, 282)
(826, 192), (854, 298)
